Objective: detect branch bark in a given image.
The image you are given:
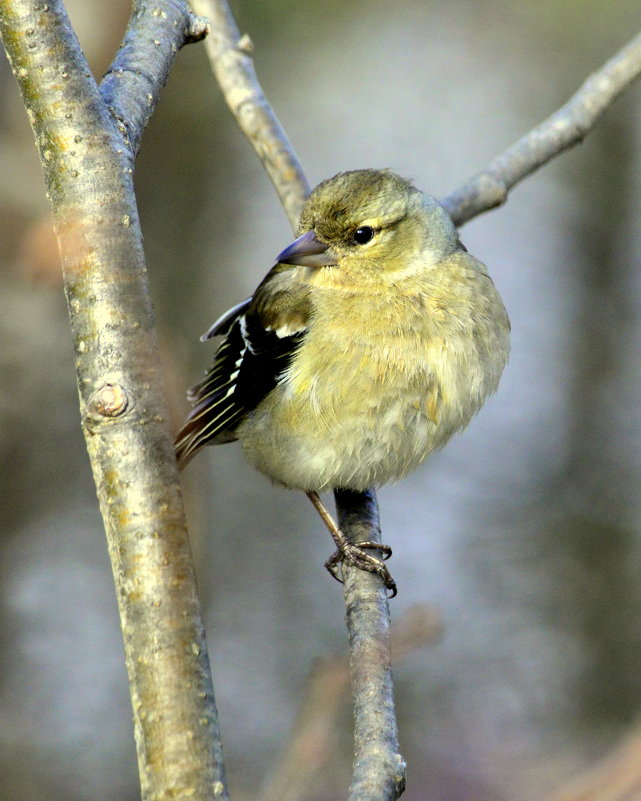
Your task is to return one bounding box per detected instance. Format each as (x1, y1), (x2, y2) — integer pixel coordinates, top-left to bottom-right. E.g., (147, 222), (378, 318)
(261, 605), (441, 801)
(336, 490), (407, 801)
(0, 3), (226, 800)
(441, 29), (641, 226)
(100, 0), (209, 156)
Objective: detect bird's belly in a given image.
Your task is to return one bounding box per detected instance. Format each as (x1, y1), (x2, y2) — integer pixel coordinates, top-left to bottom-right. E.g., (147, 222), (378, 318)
(239, 398), (432, 492)
(236, 343), (476, 492)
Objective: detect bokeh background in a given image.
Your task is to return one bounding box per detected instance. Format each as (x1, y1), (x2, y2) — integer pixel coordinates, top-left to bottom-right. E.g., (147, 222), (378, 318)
(2, 1), (641, 799)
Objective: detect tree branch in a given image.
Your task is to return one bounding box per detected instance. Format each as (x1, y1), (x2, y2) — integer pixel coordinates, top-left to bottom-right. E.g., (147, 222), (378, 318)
(188, 0), (310, 229)
(261, 605), (441, 801)
(336, 490), (407, 801)
(101, 0), (209, 156)
(0, 2), (227, 799)
(191, 1), (404, 797)
(441, 30), (641, 226)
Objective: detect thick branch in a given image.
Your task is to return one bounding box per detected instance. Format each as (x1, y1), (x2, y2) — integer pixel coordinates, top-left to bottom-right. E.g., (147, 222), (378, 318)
(0, 2), (227, 800)
(188, 0), (310, 229)
(441, 30), (641, 225)
(101, 0), (208, 156)
(336, 490), (406, 801)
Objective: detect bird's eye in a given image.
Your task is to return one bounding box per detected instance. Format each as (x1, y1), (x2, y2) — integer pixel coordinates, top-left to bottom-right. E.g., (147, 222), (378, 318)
(353, 226), (375, 245)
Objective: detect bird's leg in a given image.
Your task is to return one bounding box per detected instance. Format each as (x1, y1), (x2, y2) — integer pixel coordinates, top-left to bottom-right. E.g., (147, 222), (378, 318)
(306, 491), (396, 597)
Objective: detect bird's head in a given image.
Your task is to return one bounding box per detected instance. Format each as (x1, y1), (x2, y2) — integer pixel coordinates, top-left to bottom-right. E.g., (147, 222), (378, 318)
(276, 169), (459, 284)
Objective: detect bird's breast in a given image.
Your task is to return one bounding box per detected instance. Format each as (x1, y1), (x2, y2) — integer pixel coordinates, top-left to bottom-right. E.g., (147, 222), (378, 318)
(238, 269), (509, 491)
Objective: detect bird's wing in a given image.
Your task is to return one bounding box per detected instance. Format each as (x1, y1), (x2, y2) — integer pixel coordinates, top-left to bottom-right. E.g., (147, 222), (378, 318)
(175, 267), (310, 467)
(199, 297), (252, 341)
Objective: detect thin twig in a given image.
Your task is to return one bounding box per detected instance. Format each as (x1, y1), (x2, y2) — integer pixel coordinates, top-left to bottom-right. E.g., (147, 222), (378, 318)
(336, 490), (406, 801)
(261, 605), (441, 801)
(188, 0), (310, 229)
(441, 29), (641, 226)
(0, 2), (227, 799)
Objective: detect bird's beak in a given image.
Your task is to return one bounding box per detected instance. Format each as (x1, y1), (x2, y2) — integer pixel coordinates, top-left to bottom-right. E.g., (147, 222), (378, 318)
(276, 230), (337, 268)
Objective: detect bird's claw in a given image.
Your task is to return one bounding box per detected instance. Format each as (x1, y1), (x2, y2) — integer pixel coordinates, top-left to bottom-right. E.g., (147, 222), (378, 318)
(325, 541), (397, 598)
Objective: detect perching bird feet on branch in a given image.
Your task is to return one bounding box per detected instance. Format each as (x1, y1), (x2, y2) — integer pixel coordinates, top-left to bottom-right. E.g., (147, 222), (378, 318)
(324, 542), (396, 597)
(307, 491), (397, 597)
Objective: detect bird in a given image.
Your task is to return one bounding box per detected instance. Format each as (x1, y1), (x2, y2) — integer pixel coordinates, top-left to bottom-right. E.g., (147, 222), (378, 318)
(175, 169), (510, 596)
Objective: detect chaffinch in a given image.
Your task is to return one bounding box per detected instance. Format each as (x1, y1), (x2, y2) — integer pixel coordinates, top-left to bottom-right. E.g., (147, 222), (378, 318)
(175, 169), (510, 595)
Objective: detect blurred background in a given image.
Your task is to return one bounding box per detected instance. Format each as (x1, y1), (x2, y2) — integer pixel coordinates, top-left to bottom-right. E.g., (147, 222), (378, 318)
(2, 1), (641, 799)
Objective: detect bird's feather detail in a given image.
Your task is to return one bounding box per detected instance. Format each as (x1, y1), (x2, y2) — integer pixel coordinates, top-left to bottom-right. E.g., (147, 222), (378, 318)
(175, 280), (309, 467)
(200, 297), (252, 341)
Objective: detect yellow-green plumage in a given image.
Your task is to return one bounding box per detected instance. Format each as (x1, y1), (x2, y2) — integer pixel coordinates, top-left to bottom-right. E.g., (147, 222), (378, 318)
(176, 169), (510, 494)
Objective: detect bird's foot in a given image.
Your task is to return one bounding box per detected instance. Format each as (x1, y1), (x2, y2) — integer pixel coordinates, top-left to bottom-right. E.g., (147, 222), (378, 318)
(325, 541), (397, 598)
(305, 491), (397, 597)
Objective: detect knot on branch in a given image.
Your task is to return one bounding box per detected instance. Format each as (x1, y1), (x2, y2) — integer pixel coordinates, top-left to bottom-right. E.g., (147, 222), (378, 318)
(90, 382), (130, 418)
(186, 13), (210, 43)
(475, 171), (509, 208)
(236, 33), (253, 54)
